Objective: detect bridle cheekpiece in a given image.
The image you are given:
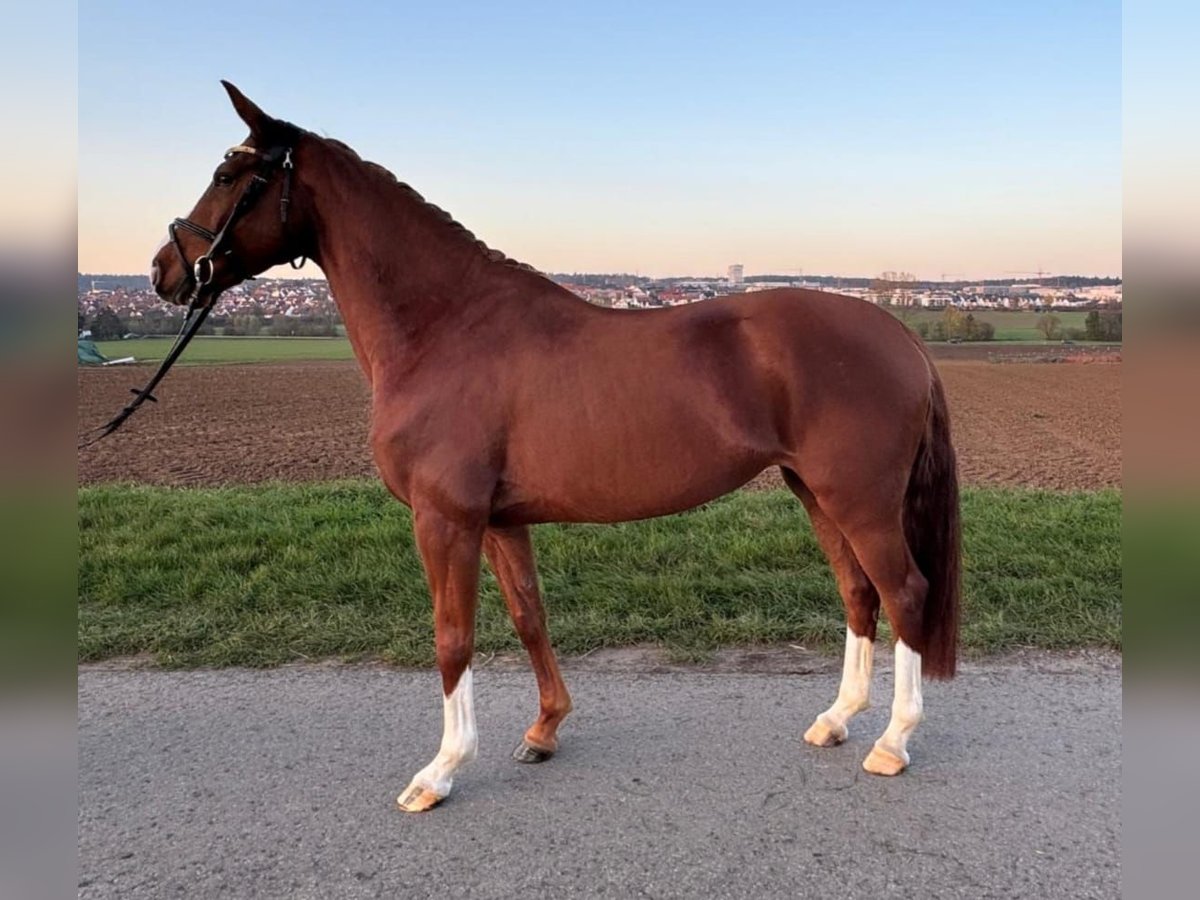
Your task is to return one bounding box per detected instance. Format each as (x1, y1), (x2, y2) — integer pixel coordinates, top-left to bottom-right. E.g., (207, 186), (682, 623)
(167, 139), (300, 303)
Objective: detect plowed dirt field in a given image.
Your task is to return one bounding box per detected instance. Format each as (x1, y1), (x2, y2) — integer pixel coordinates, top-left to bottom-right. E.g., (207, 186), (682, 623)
(78, 358), (1119, 491)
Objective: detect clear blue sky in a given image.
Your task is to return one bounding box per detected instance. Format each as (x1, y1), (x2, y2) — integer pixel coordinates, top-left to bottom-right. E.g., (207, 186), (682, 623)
(79, 1), (1121, 279)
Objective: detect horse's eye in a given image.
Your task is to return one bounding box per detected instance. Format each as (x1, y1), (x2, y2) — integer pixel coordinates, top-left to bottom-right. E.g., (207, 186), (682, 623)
(214, 172), (234, 187)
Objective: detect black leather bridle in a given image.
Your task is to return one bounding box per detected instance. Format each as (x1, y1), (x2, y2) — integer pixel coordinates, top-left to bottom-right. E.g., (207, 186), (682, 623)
(79, 137), (302, 448)
(166, 140), (301, 303)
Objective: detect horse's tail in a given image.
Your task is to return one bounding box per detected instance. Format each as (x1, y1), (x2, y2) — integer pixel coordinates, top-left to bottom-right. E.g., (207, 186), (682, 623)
(903, 359), (961, 679)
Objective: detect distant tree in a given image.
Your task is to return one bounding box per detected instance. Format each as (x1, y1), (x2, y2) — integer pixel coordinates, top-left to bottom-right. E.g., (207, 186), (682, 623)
(77, 310), (85, 333)
(871, 271), (917, 306)
(89, 307), (124, 341)
(1036, 313), (1062, 341)
(267, 314), (337, 337)
(225, 313), (264, 336)
(126, 307), (185, 336)
(911, 307), (994, 342)
(870, 277), (894, 306)
(268, 316), (294, 337)
(1105, 312), (1122, 341)
(941, 306), (965, 338)
(959, 314), (995, 342)
(1084, 310), (1122, 341)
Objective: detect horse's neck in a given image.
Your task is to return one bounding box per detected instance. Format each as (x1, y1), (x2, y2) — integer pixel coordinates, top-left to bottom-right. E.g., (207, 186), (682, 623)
(301, 157), (473, 373)
(301, 149), (580, 380)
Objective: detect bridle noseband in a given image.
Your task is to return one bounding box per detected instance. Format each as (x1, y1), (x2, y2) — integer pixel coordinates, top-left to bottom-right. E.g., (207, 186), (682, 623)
(167, 140), (302, 303)
(79, 137), (303, 448)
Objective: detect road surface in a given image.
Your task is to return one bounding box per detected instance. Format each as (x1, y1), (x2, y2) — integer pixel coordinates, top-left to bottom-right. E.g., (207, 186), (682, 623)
(78, 653), (1120, 898)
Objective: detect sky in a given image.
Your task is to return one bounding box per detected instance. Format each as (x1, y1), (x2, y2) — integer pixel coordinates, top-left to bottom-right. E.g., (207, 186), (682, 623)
(78, 1), (1121, 280)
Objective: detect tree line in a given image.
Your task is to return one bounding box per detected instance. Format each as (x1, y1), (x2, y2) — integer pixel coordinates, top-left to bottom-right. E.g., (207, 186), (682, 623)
(83, 303), (1121, 346)
(903, 307), (1122, 343)
(1036, 310), (1122, 342)
(81, 307), (339, 339)
(909, 307), (996, 342)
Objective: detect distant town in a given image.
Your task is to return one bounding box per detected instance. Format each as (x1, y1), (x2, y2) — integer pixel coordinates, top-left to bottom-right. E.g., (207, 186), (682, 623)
(77, 268), (1122, 340)
(552, 267), (1122, 312)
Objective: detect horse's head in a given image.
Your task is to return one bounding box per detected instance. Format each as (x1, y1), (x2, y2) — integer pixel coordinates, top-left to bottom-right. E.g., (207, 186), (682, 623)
(151, 82), (310, 307)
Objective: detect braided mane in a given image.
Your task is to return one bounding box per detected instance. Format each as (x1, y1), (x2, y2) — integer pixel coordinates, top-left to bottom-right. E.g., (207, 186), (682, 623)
(320, 136), (540, 274)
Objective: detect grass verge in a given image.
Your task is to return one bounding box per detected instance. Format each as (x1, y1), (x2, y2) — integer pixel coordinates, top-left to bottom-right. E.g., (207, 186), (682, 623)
(885, 308), (1091, 341)
(94, 310), (1113, 365)
(78, 483), (1121, 667)
(94, 336), (354, 365)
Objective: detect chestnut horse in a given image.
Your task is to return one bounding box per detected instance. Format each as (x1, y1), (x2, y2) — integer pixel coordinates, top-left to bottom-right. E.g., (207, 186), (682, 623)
(150, 83), (960, 813)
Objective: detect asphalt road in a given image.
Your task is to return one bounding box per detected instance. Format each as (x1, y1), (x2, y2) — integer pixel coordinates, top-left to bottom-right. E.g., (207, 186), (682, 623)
(78, 655), (1121, 899)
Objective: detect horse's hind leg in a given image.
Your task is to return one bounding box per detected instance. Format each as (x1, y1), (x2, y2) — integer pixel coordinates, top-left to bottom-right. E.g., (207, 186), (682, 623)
(782, 470), (880, 748)
(835, 520), (929, 776)
(484, 525), (572, 763)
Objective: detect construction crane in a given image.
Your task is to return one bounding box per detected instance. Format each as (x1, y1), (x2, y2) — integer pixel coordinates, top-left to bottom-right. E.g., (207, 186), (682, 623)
(1004, 269), (1052, 284)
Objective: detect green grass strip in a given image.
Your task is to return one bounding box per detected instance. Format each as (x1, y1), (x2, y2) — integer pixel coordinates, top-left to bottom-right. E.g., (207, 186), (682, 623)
(93, 336), (355, 365)
(78, 483), (1121, 667)
(883, 308), (1095, 342)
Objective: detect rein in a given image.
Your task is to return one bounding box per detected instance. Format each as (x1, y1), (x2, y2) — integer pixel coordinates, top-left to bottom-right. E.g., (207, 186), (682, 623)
(77, 296), (215, 448)
(78, 138), (299, 449)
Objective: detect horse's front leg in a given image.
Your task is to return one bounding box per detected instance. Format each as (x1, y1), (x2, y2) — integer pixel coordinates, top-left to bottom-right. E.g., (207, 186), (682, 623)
(484, 525), (572, 763)
(396, 504), (484, 813)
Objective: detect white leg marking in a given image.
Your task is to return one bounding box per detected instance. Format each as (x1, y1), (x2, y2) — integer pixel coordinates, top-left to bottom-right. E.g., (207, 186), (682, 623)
(868, 640), (924, 769)
(805, 627), (873, 745)
(400, 667), (478, 804)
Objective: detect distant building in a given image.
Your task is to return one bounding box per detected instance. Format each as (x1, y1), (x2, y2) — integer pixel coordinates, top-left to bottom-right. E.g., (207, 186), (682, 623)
(727, 264), (744, 284)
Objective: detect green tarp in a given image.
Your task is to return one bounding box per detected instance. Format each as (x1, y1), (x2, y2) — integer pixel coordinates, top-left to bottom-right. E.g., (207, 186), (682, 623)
(78, 338), (110, 365)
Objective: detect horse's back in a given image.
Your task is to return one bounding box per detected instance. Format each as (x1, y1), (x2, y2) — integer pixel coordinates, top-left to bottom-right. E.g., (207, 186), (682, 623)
(680, 287), (933, 422)
(487, 287), (931, 524)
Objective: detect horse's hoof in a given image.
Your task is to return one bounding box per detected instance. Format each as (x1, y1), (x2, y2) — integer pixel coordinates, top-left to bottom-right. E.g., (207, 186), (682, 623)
(512, 740), (555, 764)
(862, 744), (909, 776)
(396, 784), (446, 813)
(803, 716), (847, 748)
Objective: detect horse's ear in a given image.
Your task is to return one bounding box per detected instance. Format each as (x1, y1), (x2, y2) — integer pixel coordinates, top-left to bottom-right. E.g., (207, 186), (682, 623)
(221, 80), (274, 136)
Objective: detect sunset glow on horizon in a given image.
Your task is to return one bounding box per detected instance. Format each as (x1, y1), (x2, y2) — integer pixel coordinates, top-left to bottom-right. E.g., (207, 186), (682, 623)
(79, 1), (1120, 282)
